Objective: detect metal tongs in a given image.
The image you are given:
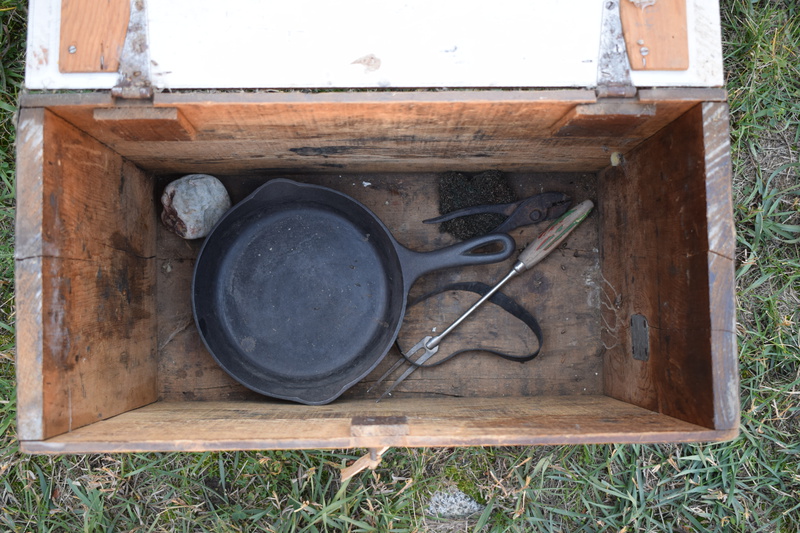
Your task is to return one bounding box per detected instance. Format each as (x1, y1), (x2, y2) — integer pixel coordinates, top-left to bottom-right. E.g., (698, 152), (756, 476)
(423, 192), (571, 233)
(370, 199), (595, 402)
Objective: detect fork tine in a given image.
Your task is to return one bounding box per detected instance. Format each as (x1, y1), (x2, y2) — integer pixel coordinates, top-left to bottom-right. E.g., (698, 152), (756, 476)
(377, 363), (418, 401)
(375, 338), (438, 402)
(368, 337), (431, 393)
(366, 356), (407, 393)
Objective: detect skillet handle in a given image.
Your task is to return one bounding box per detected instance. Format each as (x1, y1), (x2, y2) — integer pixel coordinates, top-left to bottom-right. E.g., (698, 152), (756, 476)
(400, 233), (516, 286)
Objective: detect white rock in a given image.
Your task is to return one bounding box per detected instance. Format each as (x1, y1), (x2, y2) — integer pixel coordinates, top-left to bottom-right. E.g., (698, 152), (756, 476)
(161, 174), (231, 239)
(427, 488), (484, 519)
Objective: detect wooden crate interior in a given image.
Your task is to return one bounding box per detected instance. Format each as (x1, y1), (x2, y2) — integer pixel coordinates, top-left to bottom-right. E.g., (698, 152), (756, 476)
(15, 90), (738, 452)
(156, 171), (602, 403)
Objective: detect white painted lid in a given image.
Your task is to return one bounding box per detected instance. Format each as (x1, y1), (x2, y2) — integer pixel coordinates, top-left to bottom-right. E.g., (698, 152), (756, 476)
(26, 0), (723, 91)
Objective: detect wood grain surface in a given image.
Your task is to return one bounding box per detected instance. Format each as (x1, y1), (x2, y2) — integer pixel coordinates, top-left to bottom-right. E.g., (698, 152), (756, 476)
(20, 396), (736, 454)
(59, 0), (130, 73)
(15, 109), (158, 440)
(38, 91), (720, 175)
(599, 102), (737, 430)
(15, 90), (736, 449)
(700, 102), (738, 430)
(93, 107), (197, 142)
(620, 0), (689, 70)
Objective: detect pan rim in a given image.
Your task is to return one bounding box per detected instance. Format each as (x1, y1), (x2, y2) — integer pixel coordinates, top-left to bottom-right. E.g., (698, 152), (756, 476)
(191, 178), (408, 405)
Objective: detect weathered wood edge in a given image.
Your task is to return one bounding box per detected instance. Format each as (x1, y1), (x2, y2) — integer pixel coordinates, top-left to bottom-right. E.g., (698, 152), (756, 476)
(15, 108), (46, 441)
(637, 88), (727, 102)
(701, 102), (735, 258)
(154, 90), (599, 105)
(701, 102), (739, 431)
(20, 429), (741, 454)
(19, 92), (115, 108)
(17, 88), (727, 109)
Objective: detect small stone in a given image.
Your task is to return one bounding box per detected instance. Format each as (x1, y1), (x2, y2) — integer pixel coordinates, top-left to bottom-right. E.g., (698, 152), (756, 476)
(427, 488), (484, 519)
(161, 174), (231, 239)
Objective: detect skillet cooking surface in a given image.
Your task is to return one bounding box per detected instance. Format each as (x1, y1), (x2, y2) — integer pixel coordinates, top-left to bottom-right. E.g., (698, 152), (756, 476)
(216, 204), (391, 378)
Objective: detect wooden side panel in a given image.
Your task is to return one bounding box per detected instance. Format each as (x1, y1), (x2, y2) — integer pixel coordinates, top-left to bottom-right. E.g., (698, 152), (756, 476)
(46, 91), (611, 174)
(20, 396), (736, 453)
(38, 91), (714, 174)
(599, 103), (737, 430)
(15, 109), (158, 440)
(59, 0), (130, 73)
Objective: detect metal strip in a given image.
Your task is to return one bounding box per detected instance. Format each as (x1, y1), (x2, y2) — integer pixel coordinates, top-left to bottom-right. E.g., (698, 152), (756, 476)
(597, 0), (636, 98)
(112, 0), (153, 99)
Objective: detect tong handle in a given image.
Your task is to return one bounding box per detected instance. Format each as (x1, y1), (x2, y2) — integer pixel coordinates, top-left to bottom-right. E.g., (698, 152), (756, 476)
(516, 200), (594, 271)
(423, 201), (517, 224)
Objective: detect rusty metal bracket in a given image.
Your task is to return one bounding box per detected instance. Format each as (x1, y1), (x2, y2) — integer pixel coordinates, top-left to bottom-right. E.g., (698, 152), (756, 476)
(112, 0), (153, 100)
(597, 0), (636, 98)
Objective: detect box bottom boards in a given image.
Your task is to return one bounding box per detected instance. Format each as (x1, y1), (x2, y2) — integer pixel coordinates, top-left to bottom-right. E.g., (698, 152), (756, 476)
(20, 396), (736, 454)
(157, 172), (603, 403)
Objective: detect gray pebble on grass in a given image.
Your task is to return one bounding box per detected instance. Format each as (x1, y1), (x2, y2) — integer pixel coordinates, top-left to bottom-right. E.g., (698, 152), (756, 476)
(427, 488), (485, 519)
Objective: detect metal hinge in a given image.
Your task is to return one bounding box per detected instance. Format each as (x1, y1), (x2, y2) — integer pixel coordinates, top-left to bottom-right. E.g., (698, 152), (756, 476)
(596, 0), (637, 99)
(112, 0), (153, 100)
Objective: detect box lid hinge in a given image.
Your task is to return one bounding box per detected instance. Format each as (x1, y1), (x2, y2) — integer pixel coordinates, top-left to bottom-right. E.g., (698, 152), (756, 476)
(596, 0), (637, 99)
(112, 0), (153, 100)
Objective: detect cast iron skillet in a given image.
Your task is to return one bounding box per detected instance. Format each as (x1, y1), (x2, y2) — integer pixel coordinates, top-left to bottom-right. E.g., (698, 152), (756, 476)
(192, 179), (515, 405)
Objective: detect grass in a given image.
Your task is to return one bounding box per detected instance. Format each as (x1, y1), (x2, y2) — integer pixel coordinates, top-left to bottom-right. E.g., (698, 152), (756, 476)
(1, 0), (799, 531)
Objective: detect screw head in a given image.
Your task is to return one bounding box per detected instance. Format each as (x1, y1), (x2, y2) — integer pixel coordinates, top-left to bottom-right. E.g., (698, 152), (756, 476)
(68, 45), (77, 54)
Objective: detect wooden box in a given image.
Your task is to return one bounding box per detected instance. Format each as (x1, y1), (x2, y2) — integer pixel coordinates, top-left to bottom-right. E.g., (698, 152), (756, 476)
(14, 89), (738, 453)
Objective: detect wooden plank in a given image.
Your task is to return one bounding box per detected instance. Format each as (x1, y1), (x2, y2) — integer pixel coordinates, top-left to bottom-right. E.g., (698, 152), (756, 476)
(59, 0), (130, 73)
(599, 103), (736, 429)
(700, 102), (738, 430)
(38, 92), (713, 175)
(551, 102), (658, 137)
(700, 102), (735, 258)
(93, 107), (197, 141)
(15, 110), (158, 440)
(629, 0), (723, 86)
(637, 88), (727, 102)
(620, 0), (689, 70)
(103, 140), (623, 175)
(15, 109), (46, 440)
(53, 90), (594, 143)
(20, 396), (737, 453)
(155, 172), (603, 402)
(708, 252), (737, 430)
(548, 98), (700, 143)
(40, 91), (710, 174)
(48, 91), (604, 173)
